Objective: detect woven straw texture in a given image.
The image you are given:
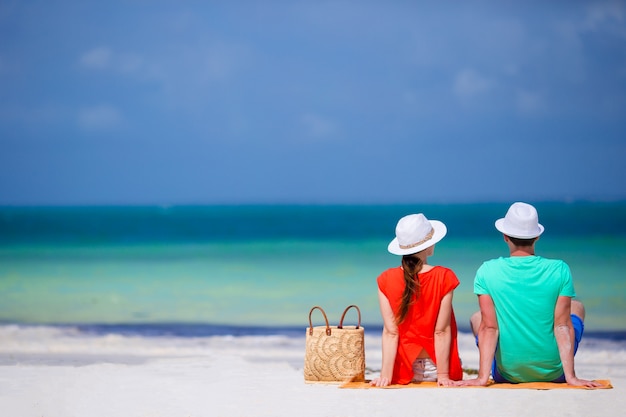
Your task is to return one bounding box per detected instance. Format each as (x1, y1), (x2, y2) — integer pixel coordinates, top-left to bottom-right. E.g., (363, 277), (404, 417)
(303, 305), (365, 383)
(304, 325), (365, 383)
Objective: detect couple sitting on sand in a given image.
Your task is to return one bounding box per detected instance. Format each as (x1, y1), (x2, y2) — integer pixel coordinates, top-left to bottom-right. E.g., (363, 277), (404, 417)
(370, 202), (602, 388)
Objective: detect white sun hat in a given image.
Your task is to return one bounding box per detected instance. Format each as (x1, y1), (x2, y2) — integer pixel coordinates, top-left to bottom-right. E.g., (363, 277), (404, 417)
(388, 213), (447, 256)
(495, 202), (544, 239)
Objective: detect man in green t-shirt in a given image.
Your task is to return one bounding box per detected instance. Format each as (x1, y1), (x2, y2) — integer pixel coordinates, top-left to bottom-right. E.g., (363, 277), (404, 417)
(456, 202), (601, 387)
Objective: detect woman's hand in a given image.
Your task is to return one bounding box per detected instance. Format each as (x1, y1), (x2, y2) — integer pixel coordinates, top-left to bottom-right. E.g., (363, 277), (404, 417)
(437, 376), (454, 387)
(369, 377), (391, 387)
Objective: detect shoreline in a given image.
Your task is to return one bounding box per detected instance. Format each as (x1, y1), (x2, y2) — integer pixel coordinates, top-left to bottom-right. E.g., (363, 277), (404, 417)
(2, 323), (625, 374)
(2, 321), (626, 341)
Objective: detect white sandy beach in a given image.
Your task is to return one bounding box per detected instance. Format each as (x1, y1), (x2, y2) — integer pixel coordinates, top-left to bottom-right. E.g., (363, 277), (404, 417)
(1, 325), (625, 417)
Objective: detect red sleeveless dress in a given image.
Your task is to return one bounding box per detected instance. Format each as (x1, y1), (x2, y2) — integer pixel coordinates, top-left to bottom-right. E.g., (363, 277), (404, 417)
(377, 266), (463, 384)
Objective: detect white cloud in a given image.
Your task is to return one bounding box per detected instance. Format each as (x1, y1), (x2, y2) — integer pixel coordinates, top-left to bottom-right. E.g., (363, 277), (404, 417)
(79, 47), (144, 76)
(204, 43), (240, 80)
(584, 0), (625, 32)
(300, 113), (336, 139)
(78, 105), (122, 131)
(516, 90), (546, 115)
(0, 55), (6, 75)
(117, 53), (144, 74)
(79, 47), (113, 70)
(402, 91), (418, 105)
(453, 69), (493, 98)
(0, 104), (68, 126)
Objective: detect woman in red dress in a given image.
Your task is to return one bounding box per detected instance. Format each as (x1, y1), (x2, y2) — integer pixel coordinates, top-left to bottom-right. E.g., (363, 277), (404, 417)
(370, 213), (463, 387)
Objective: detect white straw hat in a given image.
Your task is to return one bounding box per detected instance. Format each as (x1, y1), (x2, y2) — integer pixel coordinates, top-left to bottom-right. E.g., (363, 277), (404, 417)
(388, 213), (447, 256)
(495, 202), (544, 239)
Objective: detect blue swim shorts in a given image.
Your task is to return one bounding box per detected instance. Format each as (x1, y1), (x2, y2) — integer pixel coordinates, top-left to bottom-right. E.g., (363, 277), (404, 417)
(475, 314), (585, 383)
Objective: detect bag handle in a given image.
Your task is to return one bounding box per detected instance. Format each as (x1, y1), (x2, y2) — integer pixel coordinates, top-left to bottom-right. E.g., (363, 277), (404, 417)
(308, 306), (331, 336)
(338, 305), (361, 329)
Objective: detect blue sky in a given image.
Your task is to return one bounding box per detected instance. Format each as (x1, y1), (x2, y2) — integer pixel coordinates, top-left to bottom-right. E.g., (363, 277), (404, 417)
(1, 1), (625, 205)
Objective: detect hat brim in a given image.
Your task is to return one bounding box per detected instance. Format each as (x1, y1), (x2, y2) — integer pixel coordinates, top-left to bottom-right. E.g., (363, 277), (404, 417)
(388, 220), (447, 256)
(495, 218), (544, 239)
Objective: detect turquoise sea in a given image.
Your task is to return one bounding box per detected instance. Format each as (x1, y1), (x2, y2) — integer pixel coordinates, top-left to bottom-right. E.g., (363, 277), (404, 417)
(1, 203), (625, 338)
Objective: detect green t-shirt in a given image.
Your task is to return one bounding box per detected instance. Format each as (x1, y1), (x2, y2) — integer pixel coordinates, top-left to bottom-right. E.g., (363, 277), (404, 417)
(474, 256), (576, 382)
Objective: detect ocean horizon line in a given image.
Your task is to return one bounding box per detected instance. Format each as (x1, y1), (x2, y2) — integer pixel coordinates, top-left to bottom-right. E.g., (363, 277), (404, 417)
(2, 202), (625, 244)
(2, 199), (626, 208)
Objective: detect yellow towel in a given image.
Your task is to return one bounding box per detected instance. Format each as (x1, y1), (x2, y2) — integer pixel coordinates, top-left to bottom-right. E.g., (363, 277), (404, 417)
(340, 379), (613, 390)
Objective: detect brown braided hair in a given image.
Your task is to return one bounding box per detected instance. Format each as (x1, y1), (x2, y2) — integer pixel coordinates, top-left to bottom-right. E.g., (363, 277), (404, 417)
(396, 253), (424, 324)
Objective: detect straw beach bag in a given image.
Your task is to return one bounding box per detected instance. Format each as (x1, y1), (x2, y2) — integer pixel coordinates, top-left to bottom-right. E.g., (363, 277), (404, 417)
(304, 305), (365, 383)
